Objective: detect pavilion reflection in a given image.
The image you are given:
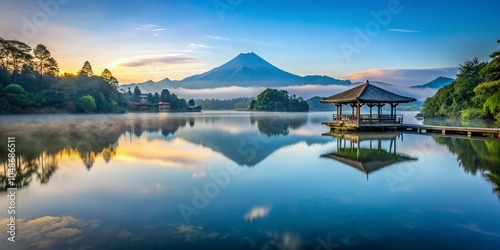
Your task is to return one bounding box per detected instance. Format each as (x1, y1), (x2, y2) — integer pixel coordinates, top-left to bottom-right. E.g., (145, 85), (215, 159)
(321, 132), (418, 179)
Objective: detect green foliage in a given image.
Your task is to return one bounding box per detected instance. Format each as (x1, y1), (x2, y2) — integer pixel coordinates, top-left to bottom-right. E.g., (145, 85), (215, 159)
(483, 92), (500, 116)
(75, 95), (97, 113)
(160, 91), (187, 110)
(460, 108), (487, 119)
(248, 88), (309, 112)
(2, 84), (38, 112)
(5, 84), (26, 94)
(188, 99), (195, 107)
(196, 97), (254, 110)
(422, 58), (486, 117)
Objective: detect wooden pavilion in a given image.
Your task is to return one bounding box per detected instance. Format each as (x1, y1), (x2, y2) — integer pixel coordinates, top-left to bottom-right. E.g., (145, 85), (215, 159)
(320, 81), (416, 130)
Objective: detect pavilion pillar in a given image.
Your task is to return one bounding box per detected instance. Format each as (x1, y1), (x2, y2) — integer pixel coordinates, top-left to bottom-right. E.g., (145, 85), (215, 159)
(356, 102), (361, 123)
(390, 103), (399, 122)
(339, 104), (343, 120)
(377, 104), (385, 124)
(335, 104), (339, 120)
(367, 103), (375, 123)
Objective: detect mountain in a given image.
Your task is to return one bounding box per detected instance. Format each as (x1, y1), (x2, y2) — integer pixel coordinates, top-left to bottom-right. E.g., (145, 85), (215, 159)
(119, 78), (172, 93)
(121, 52), (350, 92)
(352, 80), (394, 88)
(180, 52), (303, 88)
(302, 75), (351, 85)
(411, 76), (454, 89)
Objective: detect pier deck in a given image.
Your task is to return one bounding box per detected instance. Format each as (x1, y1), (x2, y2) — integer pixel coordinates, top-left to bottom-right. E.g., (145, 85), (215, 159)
(322, 122), (500, 139)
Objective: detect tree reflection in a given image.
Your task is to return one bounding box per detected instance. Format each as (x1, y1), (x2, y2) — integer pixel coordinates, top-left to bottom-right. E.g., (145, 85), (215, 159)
(250, 114), (307, 136)
(433, 136), (500, 198)
(0, 115), (193, 192)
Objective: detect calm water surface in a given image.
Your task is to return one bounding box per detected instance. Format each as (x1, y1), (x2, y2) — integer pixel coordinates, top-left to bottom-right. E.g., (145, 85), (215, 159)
(0, 111), (499, 250)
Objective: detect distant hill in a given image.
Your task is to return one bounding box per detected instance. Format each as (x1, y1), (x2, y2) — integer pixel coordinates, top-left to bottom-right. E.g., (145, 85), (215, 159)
(352, 80), (394, 88)
(121, 52), (350, 92)
(411, 76), (454, 89)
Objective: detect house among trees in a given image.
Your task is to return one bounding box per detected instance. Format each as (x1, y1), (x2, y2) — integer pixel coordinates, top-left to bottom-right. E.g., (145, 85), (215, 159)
(158, 102), (171, 112)
(139, 94), (149, 104)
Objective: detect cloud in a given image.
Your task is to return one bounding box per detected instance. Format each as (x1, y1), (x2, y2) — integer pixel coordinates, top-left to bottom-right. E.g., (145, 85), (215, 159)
(388, 29), (420, 33)
(188, 43), (214, 49)
(118, 54), (199, 67)
(170, 83), (438, 101)
(206, 35), (229, 41)
(244, 206), (271, 222)
(136, 24), (167, 36)
(345, 67), (459, 86)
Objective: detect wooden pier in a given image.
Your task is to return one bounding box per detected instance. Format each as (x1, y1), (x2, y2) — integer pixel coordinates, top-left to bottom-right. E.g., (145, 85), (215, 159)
(321, 122), (500, 139)
(403, 124), (500, 138)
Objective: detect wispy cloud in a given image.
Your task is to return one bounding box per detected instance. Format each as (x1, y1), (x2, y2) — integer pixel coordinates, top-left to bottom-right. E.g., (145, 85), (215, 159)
(206, 35), (229, 41)
(388, 29), (420, 33)
(136, 24), (167, 36)
(188, 43), (214, 49)
(118, 54), (199, 67)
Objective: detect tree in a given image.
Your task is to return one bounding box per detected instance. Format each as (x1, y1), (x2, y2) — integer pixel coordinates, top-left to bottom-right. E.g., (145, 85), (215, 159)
(4, 84), (38, 110)
(75, 95), (97, 113)
(160, 89), (171, 102)
(101, 68), (119, 88)
(188, 99), (195, 107)
(480, 40), (500, 82)
(133, 86), (141, 102)
(0, 40), (33, 83)
(78, 61), (94, 77)
(422, 58), (486, 117)
(33, 44), (59, 76)
(248, 88), (308, 112)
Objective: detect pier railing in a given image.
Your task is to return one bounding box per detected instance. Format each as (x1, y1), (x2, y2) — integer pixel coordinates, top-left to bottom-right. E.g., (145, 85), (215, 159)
(333, 114), (403, 124)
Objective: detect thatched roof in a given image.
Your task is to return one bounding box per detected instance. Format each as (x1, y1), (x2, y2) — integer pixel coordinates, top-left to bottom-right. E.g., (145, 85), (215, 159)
(320, 81), (416, 104)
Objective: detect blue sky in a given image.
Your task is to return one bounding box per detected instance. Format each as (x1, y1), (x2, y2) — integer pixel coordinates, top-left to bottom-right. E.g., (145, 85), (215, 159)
(1, 0), (499, 85)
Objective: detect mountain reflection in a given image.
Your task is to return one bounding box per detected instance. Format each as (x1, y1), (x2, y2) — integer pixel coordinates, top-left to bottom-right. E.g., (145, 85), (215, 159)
(0, 113), (327, 191)
(432, 136), (500, 198)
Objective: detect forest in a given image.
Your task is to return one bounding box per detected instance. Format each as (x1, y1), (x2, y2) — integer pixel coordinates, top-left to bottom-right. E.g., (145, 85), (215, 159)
(0, 37), (195, 114)
(422, 40), (500, 121)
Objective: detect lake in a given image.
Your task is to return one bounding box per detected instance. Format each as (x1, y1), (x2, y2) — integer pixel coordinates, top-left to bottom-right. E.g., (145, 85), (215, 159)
(0, 111), (499, 250)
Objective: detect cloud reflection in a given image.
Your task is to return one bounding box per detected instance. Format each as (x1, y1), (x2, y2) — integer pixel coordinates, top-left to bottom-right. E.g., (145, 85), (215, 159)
(244, 206), (271, 222)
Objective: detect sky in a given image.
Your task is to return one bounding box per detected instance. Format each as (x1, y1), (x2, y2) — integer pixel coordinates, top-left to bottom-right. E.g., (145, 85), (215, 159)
(1, 0), (499, 86)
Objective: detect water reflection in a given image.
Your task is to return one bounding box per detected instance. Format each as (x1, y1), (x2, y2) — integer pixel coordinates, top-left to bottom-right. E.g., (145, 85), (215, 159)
(321, 132), (418, 179)
(0, 113), (328, 191)
(432, 136), (500, 198)
(250, 113), (307, 136)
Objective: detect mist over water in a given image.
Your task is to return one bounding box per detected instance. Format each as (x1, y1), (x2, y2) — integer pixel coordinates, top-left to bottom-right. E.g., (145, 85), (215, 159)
(0, 112), (499, 249)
